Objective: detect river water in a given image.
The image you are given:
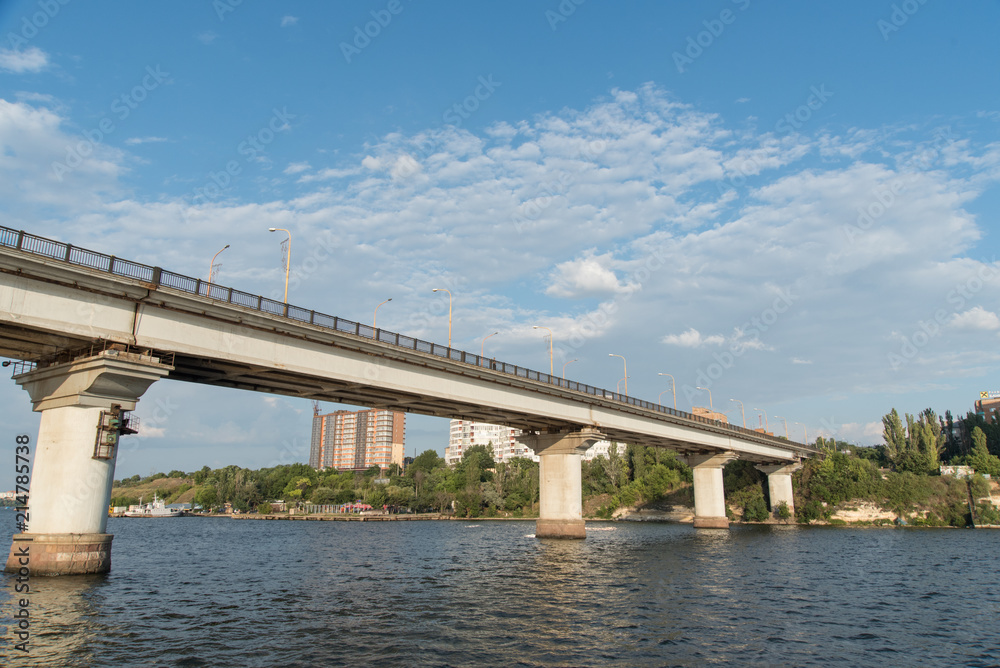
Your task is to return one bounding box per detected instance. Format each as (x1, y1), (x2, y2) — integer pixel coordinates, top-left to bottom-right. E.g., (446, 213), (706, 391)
(0, 517), (998, 667)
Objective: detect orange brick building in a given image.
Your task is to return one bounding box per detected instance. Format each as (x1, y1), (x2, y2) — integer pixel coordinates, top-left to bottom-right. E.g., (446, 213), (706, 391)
(309, 408), (405, 471)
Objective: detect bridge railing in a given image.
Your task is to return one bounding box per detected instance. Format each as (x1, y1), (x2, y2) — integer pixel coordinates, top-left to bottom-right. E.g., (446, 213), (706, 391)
(0, 225), (807, 450)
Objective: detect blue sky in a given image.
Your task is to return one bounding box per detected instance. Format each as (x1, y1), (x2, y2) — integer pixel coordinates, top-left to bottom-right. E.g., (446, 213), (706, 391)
(2, 1), (1000, 485)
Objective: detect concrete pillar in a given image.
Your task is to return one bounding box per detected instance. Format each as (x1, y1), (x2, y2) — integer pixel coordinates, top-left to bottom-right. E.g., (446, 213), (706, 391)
(523, 428), (604, 539)
(5, 351), (171, 575)
(687, 452), (737, 529)
(756, 462), (803, 516)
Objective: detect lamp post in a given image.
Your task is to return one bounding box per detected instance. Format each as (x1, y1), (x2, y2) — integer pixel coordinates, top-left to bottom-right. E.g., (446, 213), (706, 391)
(533, 326), (553, 375)
(657, 373), (676, 410)
(481, 331), (498, 358)
(696, 386), (713, 410)
(608, 354), (628, 396)
(753, 407), (769, 432)
(268, 228), (291, 303)
(207, 244), (230, 293)
(431, 288), (452, 347)
(729, 399), (746, 428)
(373, 298), (392, 329)
(774, 415), (789, 439)
(562, 358), (578, 379)
(795, 422), (808, 444)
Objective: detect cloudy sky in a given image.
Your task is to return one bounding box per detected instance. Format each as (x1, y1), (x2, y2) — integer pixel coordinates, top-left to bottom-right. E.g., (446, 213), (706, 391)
(1, 1), (999, 485)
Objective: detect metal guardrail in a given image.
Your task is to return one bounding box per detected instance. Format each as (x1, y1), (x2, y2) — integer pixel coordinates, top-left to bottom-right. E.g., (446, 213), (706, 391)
(0, 225), (810, 452)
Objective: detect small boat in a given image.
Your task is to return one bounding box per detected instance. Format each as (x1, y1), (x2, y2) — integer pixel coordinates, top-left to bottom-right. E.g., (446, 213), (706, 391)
(124, 495), (184, 518)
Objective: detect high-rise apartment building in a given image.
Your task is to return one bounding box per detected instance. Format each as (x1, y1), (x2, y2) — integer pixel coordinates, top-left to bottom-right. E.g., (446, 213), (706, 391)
(446, 420), (532, 465)
(445, 419), (623, 465)
(309, 407), (405, 471)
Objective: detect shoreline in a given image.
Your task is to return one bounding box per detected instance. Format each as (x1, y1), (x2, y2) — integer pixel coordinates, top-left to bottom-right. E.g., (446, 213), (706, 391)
(155, 512), (1000, 529)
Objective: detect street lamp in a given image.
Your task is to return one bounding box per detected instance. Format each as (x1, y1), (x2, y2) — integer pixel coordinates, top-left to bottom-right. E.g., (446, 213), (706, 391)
(657, 373), (676, 410)
(774, 415), (789, 439)
(795, 422), (808, 444)
(481, 331), (498, 358)
(373, 298), (392, 329)
(729, 399), (746, 428)
(533, 326), (553, 375)
(753, 407), (769, 432)
(562, 358), (578, 379)
(207, 244), (229, 293)
(431, 288), (452, 347)
(609, 353), (627, 396)
(268, 227), (291, 303)
(696, 386), (713, 410)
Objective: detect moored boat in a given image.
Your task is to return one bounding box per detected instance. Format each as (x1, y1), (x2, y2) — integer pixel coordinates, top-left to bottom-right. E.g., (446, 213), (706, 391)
(124, 495), (184, 518)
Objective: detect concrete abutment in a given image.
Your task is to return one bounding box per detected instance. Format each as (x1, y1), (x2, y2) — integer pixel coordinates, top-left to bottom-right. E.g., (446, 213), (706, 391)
(756, 462), (803, 517)
(524, 428), (605, 539)
(4, 351), (171, 576)
(687, 452), (737, 529)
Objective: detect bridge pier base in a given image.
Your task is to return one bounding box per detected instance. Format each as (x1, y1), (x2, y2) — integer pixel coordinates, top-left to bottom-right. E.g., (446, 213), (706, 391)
(525, 428), (605, 539)
(755, 463), (803, 517)
(688, 452), (737, 529)
(5, 352), (171, 576)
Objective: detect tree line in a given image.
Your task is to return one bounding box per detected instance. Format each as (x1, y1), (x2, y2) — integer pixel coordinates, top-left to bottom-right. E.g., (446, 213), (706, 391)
(112, 442), (692, 518)
(111, 406), (1000, 525)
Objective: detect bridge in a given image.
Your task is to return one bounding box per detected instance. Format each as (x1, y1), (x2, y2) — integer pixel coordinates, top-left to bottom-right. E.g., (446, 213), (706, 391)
(0, 226), (816, 574)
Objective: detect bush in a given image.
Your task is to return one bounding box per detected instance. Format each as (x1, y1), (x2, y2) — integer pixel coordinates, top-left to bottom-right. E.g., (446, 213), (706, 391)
(742, 495), (769, 522)
(976, 502), (1000, 525)
(257, 503), (272, 514)
(776, 501), (791, 520)
(796, 499), (826, 523)
(969, 474), (990, 499)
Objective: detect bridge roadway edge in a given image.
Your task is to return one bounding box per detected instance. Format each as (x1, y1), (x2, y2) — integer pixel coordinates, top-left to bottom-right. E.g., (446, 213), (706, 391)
(0, 247), (814, 464)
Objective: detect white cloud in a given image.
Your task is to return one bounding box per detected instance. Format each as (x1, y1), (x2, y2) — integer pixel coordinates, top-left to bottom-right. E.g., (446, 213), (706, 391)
(3, 84), (1000, 420)
(281, 16), (299, 27)
(284, 161), (311, 175)
(197, 31), (218, 45)
(662, 328), (725, 348)
(546, 253), (634, 298)
(125, 136), (169, 145)
(951, 306), (1000, 330)
(0, 47), (49, 73)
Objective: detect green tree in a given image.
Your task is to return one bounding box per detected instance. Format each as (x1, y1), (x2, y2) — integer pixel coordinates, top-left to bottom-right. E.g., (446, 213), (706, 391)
(409, 449), (446, 473)
(882, 408), (907, 467)
(969, 427), (1000, 476)
(194, 485), (218, 510)
(311, 487), (337, 504)
(599, 443), (627, 491)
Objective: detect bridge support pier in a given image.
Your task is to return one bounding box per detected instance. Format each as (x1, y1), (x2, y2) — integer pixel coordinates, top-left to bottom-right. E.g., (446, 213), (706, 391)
(5, 351), (171, 575)
(688, 452), (737, 529)
(525, 428), (605, 539)
(755, 463), (803, 517)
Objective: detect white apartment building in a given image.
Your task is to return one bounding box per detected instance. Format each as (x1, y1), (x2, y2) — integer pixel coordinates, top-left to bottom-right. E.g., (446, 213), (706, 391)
(446, 420), (533, 465)
(445, 420), (624, 466)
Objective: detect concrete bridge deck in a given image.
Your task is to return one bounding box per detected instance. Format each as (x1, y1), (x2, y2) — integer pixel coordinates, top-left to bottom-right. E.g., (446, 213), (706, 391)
(0, 226), (817, 573)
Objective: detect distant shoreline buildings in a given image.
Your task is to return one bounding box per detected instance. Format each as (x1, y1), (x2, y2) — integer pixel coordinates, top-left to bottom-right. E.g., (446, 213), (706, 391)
(309, 406), (405, 472)
(446, 419), (624, 465)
